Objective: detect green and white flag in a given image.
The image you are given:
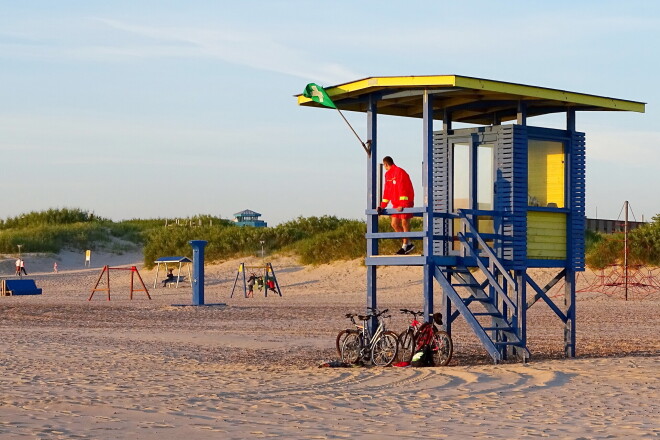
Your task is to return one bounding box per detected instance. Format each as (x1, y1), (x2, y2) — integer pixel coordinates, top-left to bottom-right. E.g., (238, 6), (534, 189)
(302, 81), (370, 155)
(303, 83), (336, 109)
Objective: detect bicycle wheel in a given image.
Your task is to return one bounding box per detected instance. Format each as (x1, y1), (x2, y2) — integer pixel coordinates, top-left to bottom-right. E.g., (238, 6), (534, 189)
(341, 332), (362, 364)
(431, 330), (453, 366)
(336, 329), (358, 357)
(371, 331), (399, 367)
(397, 329), (415, 363)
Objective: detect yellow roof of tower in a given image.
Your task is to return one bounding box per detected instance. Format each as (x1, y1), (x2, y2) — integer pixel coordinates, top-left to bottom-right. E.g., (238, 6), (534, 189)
(296, 75), (645, 124)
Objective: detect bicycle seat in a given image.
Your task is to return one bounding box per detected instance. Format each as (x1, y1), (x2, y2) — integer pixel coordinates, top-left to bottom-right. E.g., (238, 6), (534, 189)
(357, 315), (369, 321)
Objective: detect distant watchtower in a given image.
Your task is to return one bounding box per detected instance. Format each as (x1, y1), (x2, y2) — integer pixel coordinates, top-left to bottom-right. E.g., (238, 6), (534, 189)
(298, 75), (645, 363)
(233, 209), (267, 228)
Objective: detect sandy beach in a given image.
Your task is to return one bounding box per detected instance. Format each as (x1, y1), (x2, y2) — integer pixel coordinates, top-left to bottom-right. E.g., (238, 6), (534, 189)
(1, 252), (658, 439)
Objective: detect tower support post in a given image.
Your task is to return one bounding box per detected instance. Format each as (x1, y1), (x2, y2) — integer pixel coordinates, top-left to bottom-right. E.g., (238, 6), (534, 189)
(422, 90), (435, 320)
(564, 268), (576, 357)
(366, 95), (379, 331)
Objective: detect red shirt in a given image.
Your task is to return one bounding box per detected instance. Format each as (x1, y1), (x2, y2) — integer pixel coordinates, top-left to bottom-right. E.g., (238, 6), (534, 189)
(381, 164), (414, 209)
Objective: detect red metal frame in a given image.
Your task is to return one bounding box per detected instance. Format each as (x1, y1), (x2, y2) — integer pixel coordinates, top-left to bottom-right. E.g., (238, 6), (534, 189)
(89, 265), (151, 301)
(546, 265), (660, 300)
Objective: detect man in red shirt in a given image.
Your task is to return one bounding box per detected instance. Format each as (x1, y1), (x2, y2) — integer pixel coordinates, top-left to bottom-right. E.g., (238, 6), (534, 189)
(377, 156), (415, 255)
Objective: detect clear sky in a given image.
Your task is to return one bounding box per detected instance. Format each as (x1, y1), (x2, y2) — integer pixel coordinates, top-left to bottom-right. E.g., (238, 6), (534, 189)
(1, 0), (658, 224)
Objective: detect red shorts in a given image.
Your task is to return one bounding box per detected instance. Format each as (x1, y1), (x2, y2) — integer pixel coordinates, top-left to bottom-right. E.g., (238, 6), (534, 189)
(392, 213), (413, 220)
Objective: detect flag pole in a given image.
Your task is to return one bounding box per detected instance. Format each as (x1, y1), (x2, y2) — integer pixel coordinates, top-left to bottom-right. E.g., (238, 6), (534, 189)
(302, 83), (371, 156)
(336, 108), (371, 156)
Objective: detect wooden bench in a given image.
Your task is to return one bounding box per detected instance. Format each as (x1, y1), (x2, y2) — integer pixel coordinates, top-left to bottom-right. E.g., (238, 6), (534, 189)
(2, 279), (43, 296)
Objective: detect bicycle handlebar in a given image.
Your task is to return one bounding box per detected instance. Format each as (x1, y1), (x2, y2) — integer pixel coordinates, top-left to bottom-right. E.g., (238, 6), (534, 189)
(398, 309), (443, 325)
(346, 308), (390, 322)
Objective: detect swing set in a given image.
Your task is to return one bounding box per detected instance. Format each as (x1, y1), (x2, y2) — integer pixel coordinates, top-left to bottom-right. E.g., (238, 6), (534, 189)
(89, 265), (151, 301)
(230, 262), (282, 298)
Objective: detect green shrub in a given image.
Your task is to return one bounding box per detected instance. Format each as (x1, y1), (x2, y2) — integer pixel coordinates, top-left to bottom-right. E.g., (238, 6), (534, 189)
(293, 221), (366, 264)
(585, 235), (622, 269)
(141, 216), (348, 267)
(585, 229), (603, 252)
(0, 223), (111, 254)
(585, 213), (660, 269)
(0, 208), (104, 229)
(290, 217), (423, 265)
(142, 224), (259, 267)
(629, 214), (660, 266)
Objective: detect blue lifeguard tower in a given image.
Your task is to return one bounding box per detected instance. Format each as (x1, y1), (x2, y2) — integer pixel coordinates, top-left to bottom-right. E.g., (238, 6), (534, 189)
(298, 75), (645, 362)
(233, 209), (267, 228)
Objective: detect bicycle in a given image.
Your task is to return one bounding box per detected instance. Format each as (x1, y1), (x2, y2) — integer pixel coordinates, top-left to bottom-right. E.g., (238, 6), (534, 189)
(340, 308), (399, 367)
(397, 308), (425, 362)
(336, 309), (389, 357)
(398, 309), (453, 366)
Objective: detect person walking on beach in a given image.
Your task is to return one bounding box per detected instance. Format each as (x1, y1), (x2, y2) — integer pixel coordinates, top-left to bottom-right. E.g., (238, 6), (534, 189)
(19, 259), (28, 276)
(377, 156), (415, 255)
(15, 258), (21, 276)
(53, 262), (58, 273)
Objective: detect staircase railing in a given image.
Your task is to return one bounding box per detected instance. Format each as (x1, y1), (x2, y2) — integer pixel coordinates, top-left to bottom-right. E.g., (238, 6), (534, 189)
(433, 267), (503, 361)
(456, 210), (517, 313)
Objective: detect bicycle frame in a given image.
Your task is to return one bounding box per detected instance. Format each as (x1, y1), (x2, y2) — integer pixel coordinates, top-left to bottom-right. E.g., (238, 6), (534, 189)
(340, 308), (399, 366)
(401, 309), (424, 337)
(357, 314), (386, 358)
(347, 309), (391, 361)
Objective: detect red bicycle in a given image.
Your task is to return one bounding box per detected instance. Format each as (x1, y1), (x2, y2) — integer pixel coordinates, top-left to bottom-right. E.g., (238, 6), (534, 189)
(397, 309), (424, 362)
(398, 309), (453, 366)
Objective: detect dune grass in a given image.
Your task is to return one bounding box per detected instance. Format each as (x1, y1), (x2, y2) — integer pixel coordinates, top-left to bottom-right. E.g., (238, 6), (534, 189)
(0, 223), (109, 254)
(0, 208), (102, 229)
(3, 208), (658, 269)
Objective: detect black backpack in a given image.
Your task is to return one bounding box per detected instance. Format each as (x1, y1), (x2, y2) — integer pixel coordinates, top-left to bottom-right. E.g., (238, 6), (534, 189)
(411, 344), (434, 367)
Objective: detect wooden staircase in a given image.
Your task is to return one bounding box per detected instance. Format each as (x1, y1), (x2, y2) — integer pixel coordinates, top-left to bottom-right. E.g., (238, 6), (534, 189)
(434, 211), (530, 363)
